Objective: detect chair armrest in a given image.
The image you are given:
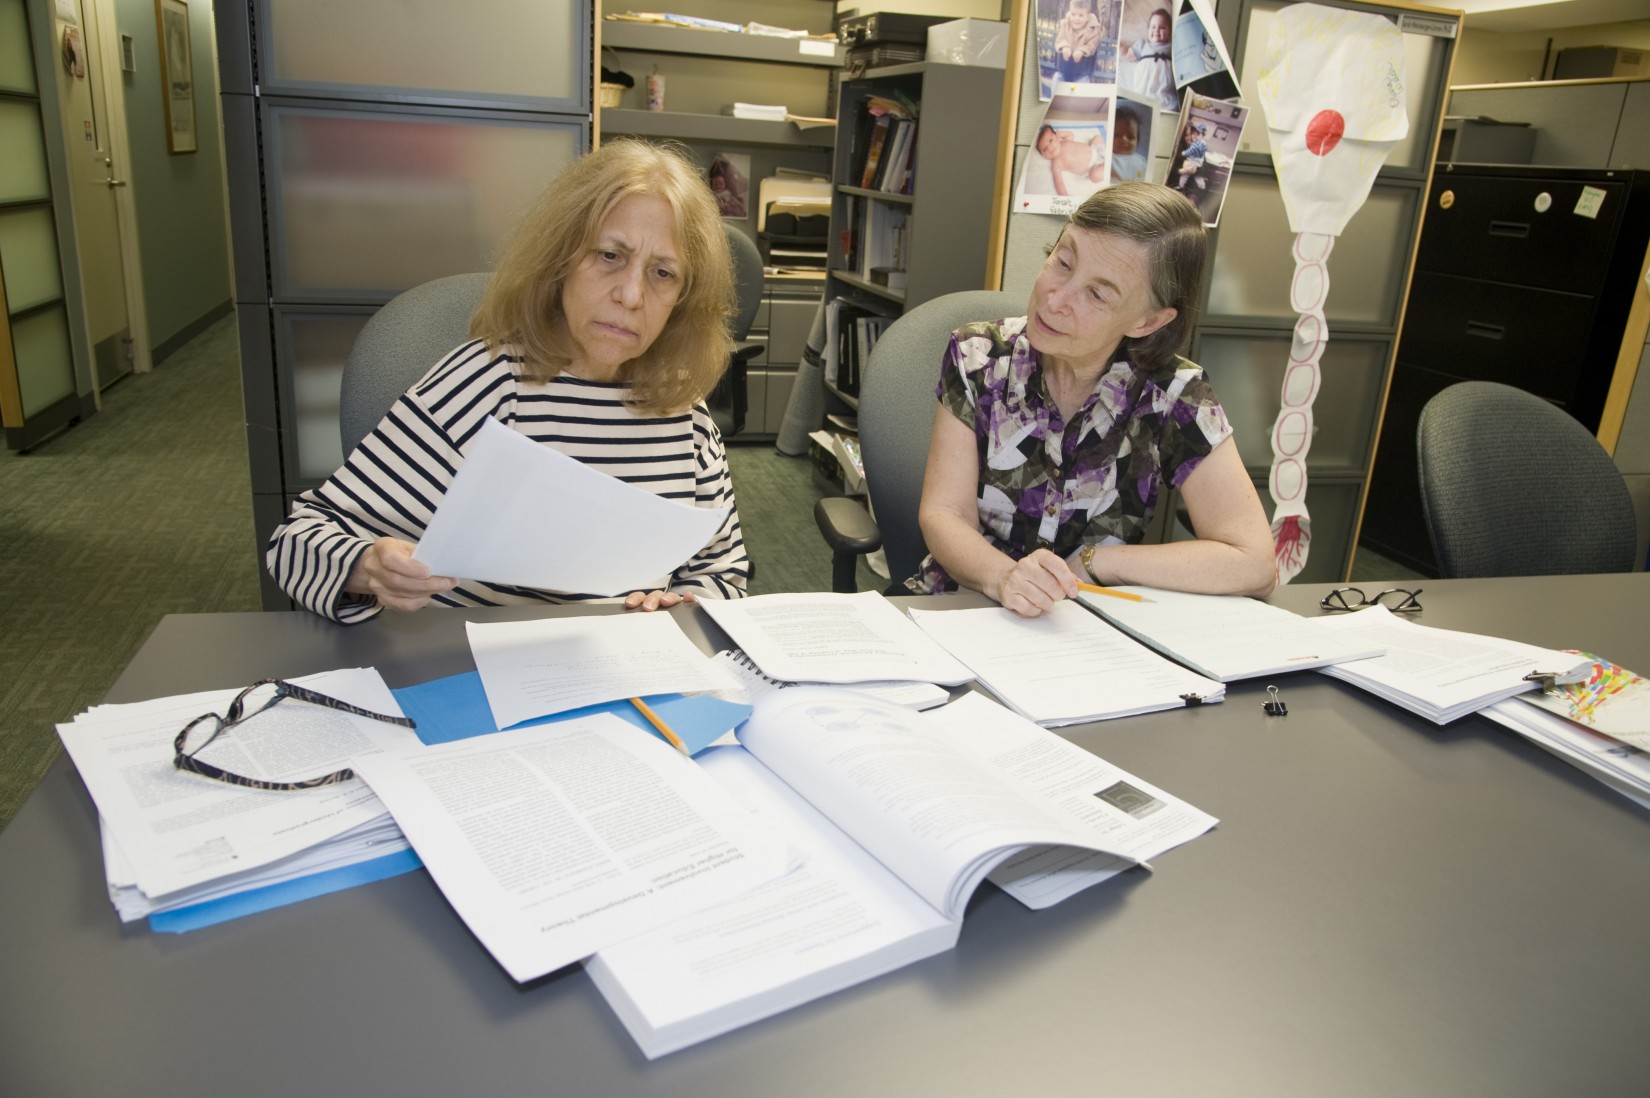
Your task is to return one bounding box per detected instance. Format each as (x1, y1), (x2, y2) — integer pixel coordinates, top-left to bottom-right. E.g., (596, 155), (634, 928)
(814, 496), (882, 556)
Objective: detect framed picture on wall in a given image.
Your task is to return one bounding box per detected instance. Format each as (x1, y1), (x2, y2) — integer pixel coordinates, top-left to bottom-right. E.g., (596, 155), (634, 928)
(156, 0), (196, 154)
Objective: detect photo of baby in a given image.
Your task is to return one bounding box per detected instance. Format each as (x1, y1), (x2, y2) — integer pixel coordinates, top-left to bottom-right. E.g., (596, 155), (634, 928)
(1172, 5), (1240, 103)
(1015, 90), (1112, 215)
(708, 153), (750, 220)
(1108, 96), (1153, 183)
(1119, 0), (1177, 113)
(1167, 94), (1247, 227)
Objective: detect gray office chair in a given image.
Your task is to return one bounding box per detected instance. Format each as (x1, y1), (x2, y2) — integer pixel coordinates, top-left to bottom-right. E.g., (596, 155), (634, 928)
(1416, 380), (1639, 577)
(339, 227), (765, 456)
(815, 289), (1022, 592)
(340, 272), (492, 456)
(709, 227), (766, 439)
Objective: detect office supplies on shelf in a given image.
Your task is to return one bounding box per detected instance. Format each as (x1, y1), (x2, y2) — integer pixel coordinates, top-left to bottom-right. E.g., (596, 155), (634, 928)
(412, 418), (729, 596)
(1075, 586), (1384, 681)
(351, 711), (788, 983)
(465, 613), (738, 729)
(711, 648), (951, 709)
(698, 591), (973, 686)
(56, 668), (420, 922)
(1313, 606), (1590, 724)
(586, 688), (1216, 1057)
(907, 602), (1224, 726)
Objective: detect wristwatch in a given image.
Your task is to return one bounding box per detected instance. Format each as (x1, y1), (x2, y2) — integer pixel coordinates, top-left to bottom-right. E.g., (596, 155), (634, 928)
(1079, 544), (1099, 582)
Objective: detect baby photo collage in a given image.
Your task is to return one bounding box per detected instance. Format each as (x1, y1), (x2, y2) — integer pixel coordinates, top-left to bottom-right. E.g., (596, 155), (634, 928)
(1019, 0), (1247, 226)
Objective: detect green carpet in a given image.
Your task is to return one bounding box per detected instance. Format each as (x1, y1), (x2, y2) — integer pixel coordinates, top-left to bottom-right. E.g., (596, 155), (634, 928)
(0, 317), (262, 834)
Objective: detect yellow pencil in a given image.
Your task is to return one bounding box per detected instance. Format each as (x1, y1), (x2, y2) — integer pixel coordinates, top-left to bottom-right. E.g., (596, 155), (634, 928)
(629, 697), (692, 757)
(1077, 582), (1150, 604)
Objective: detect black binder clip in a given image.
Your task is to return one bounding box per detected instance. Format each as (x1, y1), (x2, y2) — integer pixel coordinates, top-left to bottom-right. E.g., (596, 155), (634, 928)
(1180, 693), (1205, 706)
(1523, 670), (1562, 694)
(1263, 685), (1288, 716)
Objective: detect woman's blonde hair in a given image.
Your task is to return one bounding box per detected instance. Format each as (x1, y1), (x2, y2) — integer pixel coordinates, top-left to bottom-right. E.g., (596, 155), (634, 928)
(470, 139), (735, 414)
(1067, 181), (1207, 371)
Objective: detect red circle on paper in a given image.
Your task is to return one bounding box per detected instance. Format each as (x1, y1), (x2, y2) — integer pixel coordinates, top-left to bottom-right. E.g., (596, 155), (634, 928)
(1306, 110), (1345, 156)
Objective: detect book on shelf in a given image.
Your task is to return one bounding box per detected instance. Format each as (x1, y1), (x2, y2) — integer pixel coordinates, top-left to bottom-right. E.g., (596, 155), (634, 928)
(585, 687), (1218, 1058)
(858, 114), (894, 188)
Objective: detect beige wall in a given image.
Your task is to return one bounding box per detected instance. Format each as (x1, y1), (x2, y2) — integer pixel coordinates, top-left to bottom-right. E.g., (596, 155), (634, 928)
(1453, 19), (1650, 86)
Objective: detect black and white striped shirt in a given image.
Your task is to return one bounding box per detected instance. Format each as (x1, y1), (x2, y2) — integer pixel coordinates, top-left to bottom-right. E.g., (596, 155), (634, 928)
(267, 341), (748, 623)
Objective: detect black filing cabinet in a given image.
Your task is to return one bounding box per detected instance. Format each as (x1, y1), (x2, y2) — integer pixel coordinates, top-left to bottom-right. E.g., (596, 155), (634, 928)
(1360, 164), (1650, 574)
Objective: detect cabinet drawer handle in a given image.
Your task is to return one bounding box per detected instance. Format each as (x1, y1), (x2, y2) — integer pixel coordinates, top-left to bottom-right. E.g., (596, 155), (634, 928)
(1465, 320), (1505, 340)
(1487, 220), (1530, 238)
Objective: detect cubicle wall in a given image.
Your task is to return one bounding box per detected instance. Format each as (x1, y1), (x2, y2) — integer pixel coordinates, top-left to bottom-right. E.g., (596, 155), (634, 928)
(217, 0), (590, 608)
(989, 0), (1459, 584)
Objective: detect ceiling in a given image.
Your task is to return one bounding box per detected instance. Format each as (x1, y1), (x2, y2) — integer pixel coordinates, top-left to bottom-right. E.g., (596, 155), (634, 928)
(1456, 0), (1650, 34)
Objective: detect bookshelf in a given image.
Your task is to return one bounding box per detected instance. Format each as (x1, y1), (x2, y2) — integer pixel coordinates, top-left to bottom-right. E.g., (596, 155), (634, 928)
(596, 6), (844, 439)
(823, 62), (1006, 406)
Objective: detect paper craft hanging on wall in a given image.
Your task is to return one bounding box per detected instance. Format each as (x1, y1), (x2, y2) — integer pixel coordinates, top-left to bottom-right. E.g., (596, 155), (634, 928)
(1255, 3), (1407, 583)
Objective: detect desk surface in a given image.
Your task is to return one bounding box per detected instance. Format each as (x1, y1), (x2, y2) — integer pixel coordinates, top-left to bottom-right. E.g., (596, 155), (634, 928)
(3, 578), (1649, 1097)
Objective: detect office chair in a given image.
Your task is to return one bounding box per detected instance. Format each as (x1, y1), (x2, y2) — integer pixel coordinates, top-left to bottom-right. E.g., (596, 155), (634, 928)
(815, 289), (1022, 593)
(709, 226), (766, 440)
(1416, 380), (1639, 577)
(339, 272), (492, 456)
(339, 228), (764, 456)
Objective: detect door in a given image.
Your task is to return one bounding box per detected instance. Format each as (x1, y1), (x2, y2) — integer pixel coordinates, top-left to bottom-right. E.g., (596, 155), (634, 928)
(53, 0), (148, 389)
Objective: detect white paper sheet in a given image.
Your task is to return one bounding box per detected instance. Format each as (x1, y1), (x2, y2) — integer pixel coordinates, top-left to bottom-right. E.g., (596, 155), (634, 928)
(412, 418), (730, 596)
(466, 613), (738, 729)
(351, 714), (788, 983)
(697, 591), (974, 686)
(57, 668), (416, 899)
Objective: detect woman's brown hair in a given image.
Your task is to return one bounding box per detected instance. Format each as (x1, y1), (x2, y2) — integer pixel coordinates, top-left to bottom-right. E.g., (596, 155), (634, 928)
(470, 139), (735, 414)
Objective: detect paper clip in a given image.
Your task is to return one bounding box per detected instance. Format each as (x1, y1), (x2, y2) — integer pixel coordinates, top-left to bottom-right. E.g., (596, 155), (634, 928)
(1180, 693), (1205, 707)
(1263, 686), (1288, 716)
(1523, 670), (1562, 694)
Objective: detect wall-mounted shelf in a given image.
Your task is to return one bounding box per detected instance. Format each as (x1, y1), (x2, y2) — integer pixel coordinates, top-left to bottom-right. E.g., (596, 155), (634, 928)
(601, 22), (843, 67)
(602, 108), (836, 147)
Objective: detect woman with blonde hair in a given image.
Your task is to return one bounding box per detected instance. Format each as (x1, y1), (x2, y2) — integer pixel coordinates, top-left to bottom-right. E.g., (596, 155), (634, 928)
(268, 140), (750, 622)
(912, 182), (1275, 616)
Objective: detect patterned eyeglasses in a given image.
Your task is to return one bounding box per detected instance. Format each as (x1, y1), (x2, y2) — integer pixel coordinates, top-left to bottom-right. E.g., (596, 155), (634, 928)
(1319, 587), (1423, 614)
(173, 678), (415, 791)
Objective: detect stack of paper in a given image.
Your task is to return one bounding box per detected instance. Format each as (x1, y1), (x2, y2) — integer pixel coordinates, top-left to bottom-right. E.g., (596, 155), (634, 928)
(727, 102), (789, 121)
(1076, 586), (1384, 681)
(56, 668), (422, 927)
(697, 591), (974, 687)
(1480, 653), (1650, 808)
(909, 601), (1223, 725)
(1313, 606), (1590, 723)
(586, 689), (1217, 1058)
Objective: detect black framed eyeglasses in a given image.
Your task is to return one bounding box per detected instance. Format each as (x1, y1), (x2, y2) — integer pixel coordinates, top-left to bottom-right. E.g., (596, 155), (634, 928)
(173, 678), (416, 791)
(1319, 586), (1423, 613)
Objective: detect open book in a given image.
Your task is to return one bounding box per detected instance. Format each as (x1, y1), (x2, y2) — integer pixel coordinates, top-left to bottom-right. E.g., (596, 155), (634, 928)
(1075, 587), (1384, 681)
(585, 688), (1217, 1057)
(908, 601), (1224, 725)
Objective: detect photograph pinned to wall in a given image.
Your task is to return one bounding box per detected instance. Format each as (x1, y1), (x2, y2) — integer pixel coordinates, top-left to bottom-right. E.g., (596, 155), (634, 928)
(1016, 88), (1113, 216)
(1036, 0), (1123, 100)
(156, 0), (196, 154)
(1109, 94), (1154, 183)
(1172, 0), (1239, 104)
(1166, 94), (1247, 227)
(1118, 0), (1177, 113)
(708, 153), (751, 219)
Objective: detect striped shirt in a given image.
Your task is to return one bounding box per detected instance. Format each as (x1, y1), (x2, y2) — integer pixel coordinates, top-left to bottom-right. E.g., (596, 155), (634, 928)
(267, 340), (749, 623)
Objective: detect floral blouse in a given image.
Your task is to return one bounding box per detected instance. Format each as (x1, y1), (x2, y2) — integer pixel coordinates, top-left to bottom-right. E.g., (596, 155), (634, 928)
(907, 316), (1233, 594)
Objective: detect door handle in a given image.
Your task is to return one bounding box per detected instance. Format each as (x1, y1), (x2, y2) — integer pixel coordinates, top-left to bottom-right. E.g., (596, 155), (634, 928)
(103, 177), (128, 187)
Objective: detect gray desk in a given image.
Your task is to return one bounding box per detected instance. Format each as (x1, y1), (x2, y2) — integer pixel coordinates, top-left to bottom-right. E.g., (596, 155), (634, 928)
(4, 578), (1649, 1096)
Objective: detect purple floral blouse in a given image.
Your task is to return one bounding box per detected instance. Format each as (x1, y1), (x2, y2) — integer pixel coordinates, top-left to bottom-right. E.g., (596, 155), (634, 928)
(908, 316), (1233, 593)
